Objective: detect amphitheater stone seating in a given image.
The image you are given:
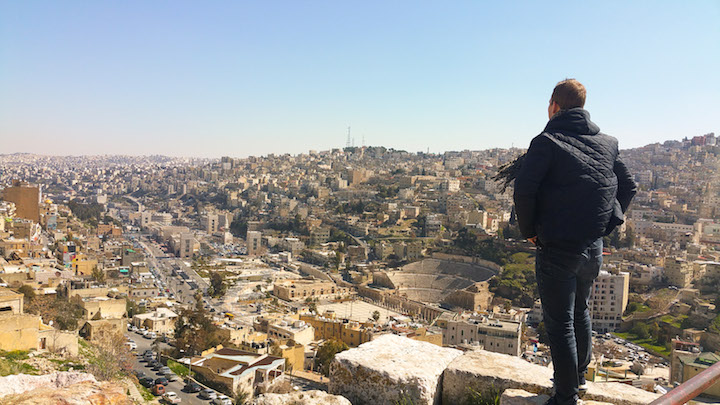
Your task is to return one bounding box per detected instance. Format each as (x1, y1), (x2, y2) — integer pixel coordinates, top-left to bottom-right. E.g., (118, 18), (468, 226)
(382, 259), (496, 304)
(401, 259), (496, 282)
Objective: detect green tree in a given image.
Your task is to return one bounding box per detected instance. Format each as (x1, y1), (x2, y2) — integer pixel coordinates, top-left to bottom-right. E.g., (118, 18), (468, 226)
(91, 266), (105, 283)
(315, 339), (349, 376)
(536, 322), (549, 344)
(17, 285), (35, 303)
(126, 300), (146, 318)
(173, 296), (230, 356)
(630, 323), (650, 339)
(372, 310), (380, 322)
(209, 272), (227, 298)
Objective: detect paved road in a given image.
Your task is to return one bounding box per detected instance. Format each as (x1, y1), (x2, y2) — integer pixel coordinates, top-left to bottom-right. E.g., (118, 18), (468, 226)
(128, 331), (218, 405)
(140, 237), (211, 305)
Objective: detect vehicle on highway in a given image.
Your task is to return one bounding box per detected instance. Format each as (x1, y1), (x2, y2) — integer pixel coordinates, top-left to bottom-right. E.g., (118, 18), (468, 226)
(199, 388), (217, 400)
(155, 376), (169, 386)
(162, 392), (182, 404)
(211, 395), (232, 405)
(183, 380), (202, 393)
(140, 377), (155, 388)
(152, 384), (166, 396)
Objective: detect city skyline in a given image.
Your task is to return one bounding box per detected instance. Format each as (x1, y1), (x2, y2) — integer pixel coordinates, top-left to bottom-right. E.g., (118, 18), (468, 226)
(1, 1), (719, 158)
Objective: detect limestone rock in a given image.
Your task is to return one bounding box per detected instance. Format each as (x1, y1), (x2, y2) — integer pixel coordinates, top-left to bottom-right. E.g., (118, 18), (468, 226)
(0, 372), (97, 398)
(442, 350), (660, 405)
(252, 390), (351, 405)
(583, 382), (660, 405)
(0, 380), (130, 405)
(329, 334), (463, 405)
(500, 389), (550, 405)
(500, 389), (613, 405)
(443, 349), (554, 403)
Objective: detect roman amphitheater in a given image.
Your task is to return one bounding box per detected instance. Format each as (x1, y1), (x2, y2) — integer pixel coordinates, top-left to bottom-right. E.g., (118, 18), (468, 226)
(371, 258), (500, 311)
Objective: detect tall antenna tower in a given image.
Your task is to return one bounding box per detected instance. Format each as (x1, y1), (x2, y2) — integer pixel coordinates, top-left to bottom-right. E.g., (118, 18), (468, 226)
(346, 126), (351, 148)
(362, 134), (365, 147)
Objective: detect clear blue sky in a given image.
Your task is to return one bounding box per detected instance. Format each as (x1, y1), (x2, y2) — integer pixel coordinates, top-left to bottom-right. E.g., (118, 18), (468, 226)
(1, 1), (718, 157)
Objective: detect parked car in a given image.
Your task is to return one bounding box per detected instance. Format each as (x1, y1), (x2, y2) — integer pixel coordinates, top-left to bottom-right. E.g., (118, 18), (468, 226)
(199, 388), (217, 400)
(149, 360), (162, 370)
(146, 331), (157, 340)
(211, 395), (232, 405)
(152, 384), (166, 396)
(155, 377), (169, 386)
(133, 370), (146, 379)
(183, 381), (202, 393)
(162, 392), (182, 404)
(158, 366), (172, 375)
(125, 341), (137, 350)
(140, 377), (155, 388)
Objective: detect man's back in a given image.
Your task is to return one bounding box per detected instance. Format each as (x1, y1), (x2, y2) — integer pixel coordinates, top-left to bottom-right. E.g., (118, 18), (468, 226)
(514, 107), (635, 253)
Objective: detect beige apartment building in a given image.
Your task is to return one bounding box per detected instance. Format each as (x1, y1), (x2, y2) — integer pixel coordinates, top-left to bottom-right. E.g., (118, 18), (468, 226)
(442, 316), (522, 356)
(665, 257), (693, 288)
(1, 181), (40, 223)
(589, 271), (629, 333)
(132, 307), (178, 334)
(273, 279), (349, 301)
(80, 297), (127, 320)
(247, 231), (263, 256)
(0, 287), (78, 355)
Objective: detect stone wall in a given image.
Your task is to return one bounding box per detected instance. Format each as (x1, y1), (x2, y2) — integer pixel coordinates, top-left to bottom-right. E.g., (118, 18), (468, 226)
(330, 335), (661, 405)
(330, 334), (462, 405)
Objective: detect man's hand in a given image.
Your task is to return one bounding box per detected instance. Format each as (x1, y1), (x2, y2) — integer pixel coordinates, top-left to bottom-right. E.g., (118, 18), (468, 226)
(527, 236), (538, 245)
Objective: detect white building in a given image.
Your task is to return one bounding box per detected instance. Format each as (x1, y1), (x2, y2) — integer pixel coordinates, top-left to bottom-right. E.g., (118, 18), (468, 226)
(267, 319), (314, 346)
(443, 316), (522, 356)
(589, 271), (629, 333)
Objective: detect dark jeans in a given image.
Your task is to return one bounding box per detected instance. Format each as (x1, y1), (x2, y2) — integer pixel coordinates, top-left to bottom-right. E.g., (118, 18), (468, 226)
(536, 238), (603, 405)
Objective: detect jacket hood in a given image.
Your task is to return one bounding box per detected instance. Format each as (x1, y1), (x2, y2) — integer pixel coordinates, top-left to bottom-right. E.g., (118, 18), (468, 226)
(544, 108), (600, 135)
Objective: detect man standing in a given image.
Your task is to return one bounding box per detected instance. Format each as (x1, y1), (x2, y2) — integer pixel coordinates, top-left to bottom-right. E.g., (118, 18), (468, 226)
(513, 79), (636, 405)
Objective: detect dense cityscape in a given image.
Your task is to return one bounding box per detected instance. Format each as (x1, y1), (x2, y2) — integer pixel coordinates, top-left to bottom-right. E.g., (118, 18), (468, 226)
(0, 132), (718, 403)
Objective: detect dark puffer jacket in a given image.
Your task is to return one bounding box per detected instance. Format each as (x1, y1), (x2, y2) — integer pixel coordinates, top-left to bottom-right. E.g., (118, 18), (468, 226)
(513, 108), (637, 253)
